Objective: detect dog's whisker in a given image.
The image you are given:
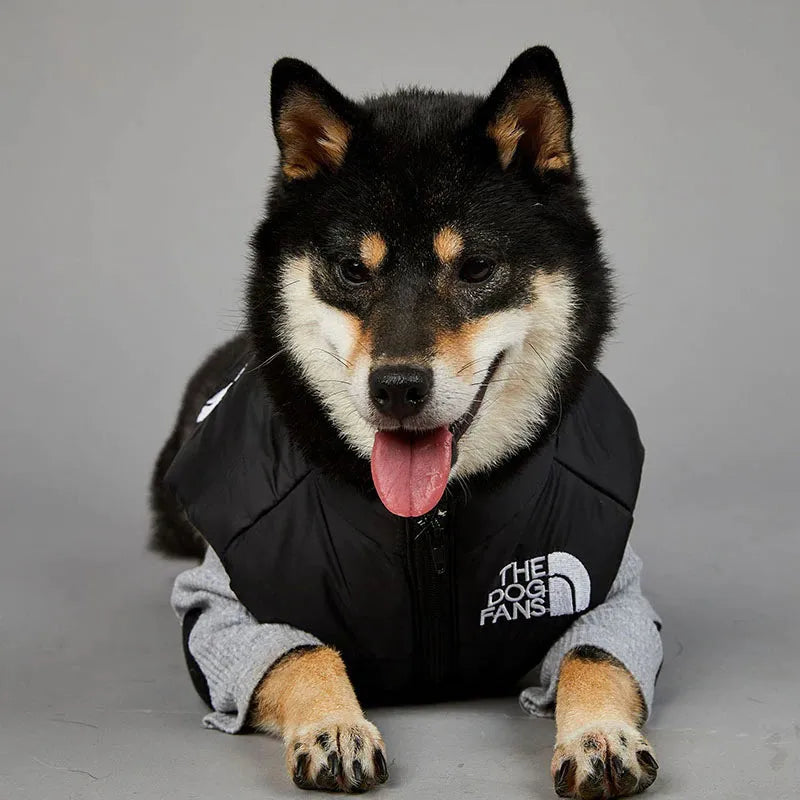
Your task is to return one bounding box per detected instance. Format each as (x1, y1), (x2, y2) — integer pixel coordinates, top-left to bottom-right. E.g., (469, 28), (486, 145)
(245, 347), (287, 374)
(553, 388), (564, 433)
(526, 340), (553, 371)
(467, 360), (528, 378)
(456, 354), (496, 376)
(563, 352), (589, 371)
(312, 348), (353, 370)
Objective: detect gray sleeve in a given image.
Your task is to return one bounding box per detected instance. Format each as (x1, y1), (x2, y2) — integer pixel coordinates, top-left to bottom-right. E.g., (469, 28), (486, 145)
(170, 546), (322, 734)
(518, 545), (663, 721)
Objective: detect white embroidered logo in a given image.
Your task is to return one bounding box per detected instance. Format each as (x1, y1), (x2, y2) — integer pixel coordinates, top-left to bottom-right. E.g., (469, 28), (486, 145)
(196, 365), (247, 423)
(479, 552), (591, 626)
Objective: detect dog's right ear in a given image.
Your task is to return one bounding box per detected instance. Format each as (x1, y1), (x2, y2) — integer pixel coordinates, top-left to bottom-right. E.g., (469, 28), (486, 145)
(479, 47), (574, 175)
(270, 58), (357, 181)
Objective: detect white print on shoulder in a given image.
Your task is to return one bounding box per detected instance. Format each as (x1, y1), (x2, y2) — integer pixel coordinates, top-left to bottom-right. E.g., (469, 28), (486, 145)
(479, 551), (591, 626)
(196, 365), (247, 423)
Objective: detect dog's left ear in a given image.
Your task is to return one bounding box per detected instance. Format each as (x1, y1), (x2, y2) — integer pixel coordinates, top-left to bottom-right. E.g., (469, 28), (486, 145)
(270, 58), (358, 180)
(479, 47), (573, 174)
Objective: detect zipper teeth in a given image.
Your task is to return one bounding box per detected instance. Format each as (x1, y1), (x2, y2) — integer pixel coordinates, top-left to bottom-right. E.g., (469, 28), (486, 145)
(408, 504), (452, 692)
(429, 512), (445, 685)
(404, 518), (422, 688)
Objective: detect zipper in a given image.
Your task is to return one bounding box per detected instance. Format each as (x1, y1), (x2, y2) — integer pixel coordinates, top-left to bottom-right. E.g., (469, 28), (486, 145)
(428, 508), (448, 575)
(406, 502), (455, 693)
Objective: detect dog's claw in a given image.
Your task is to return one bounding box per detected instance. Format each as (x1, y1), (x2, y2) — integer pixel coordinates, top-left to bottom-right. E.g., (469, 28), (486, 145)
(581, 760), (607, 800)
(327, 751), (341, 778)
(635, 749), (659, 792)
(350, 759), (368, 793)
(293, 752), (310, 788)
(374, 749), (389, 783)
(318, 765), (338, 791)
(611, 754), (638, 795)
(555, 759), (574, 796)
(637, 750), (658, 772)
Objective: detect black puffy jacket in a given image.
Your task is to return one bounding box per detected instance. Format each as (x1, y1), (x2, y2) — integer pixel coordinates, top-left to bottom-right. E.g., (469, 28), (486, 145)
(166, 362), (644, 704)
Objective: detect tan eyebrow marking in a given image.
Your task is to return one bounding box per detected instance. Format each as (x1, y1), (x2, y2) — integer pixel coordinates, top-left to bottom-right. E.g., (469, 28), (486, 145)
(359, 232), (388, 270)
(345, 316), (373, 369)
(433, 226), (464, 264)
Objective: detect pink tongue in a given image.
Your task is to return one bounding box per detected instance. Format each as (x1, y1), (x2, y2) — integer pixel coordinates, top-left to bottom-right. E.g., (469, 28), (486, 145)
(371, 427), (453, 517)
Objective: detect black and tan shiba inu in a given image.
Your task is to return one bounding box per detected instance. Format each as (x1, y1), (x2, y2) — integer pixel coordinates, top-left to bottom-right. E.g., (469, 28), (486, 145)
(151, 47), (660, 798)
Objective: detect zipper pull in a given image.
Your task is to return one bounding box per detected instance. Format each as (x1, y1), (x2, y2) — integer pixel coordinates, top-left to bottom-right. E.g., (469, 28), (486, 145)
(430, 539), (446, 575)
(428, 507), (448, 576)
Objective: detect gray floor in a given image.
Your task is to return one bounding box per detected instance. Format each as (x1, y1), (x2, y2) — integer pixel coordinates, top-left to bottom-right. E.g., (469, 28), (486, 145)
(1, 478), (798, 800)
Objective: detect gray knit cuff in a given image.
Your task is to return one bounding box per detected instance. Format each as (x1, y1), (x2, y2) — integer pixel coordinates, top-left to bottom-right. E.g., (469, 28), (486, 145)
(198, 625), (322, 734)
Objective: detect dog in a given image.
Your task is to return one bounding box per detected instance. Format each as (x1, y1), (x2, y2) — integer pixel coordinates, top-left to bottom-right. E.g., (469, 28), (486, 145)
(150, 47), (661, 798)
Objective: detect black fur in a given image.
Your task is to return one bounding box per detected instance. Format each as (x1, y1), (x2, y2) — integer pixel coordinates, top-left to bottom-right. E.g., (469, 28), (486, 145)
(150, 47), (615, 557)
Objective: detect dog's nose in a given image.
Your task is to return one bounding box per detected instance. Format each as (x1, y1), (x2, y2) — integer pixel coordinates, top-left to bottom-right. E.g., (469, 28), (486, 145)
(369, 365), (432, 420)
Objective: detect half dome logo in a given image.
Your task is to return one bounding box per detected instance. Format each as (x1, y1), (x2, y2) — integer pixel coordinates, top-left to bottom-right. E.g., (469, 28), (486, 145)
(479, 552), (591, 626)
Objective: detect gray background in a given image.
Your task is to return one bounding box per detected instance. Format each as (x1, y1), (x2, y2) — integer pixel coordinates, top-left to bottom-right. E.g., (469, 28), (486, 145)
(1, 1), (798, 798)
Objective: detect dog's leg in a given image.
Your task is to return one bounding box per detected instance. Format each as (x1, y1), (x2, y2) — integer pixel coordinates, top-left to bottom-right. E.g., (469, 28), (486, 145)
(550, 646), (658, 798)
(250, 646), (389, 793)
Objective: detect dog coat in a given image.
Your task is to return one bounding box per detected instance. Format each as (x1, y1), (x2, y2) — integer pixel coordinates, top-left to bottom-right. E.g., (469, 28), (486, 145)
(166, 364), (643, 703)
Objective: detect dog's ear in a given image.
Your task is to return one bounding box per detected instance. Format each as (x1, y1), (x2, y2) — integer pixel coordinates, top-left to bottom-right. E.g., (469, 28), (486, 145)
(479, 47), (573, 174)
(270, 58), (357, 180)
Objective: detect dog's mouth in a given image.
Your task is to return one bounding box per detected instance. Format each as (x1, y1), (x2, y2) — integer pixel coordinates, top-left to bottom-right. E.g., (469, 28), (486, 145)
(370, 352), (504, 518)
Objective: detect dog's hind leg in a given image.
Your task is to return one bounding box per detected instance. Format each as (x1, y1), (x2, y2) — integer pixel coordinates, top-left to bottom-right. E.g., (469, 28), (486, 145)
(250, 646), (389, 793)
(550, 646), (658, 798)
(148, 424), (207, 559)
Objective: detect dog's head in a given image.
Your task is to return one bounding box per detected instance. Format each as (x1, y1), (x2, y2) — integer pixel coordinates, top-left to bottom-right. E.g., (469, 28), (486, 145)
(248, 47), (614, 517)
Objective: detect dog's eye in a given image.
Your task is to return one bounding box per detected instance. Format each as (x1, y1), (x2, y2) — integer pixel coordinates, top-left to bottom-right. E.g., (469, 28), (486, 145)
(458, 256), (496, 284)
(337, 258), (372, 286)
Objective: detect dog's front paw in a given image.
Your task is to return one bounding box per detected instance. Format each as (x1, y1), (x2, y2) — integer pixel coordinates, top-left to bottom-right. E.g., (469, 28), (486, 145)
(286, 713), (388, 793)
(551, 722), (658, 798)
